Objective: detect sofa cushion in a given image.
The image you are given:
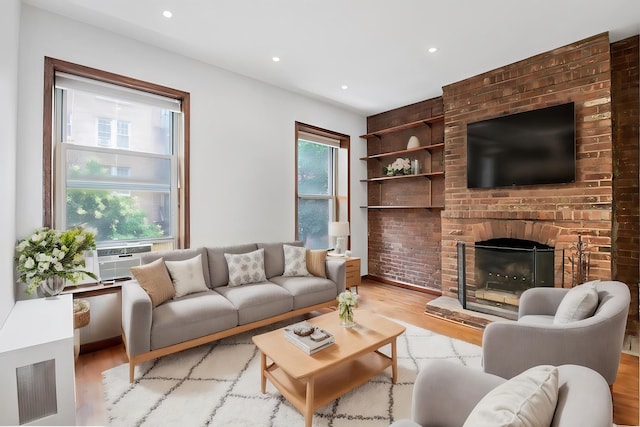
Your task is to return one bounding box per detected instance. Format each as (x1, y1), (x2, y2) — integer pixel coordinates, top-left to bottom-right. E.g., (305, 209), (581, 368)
(463, 365), (559, 427)
(140, 247), (211, 288)
(257, 241), (303, 278)
(306, 249), (327, 278)
(270, 275), (337, 309)
(206, 244), (259, 287)
(224, 248), (267, 286)
(554, 283), (599, 324)
(130, 257), (175, 307)
(150, 290), (238, 350)
(215, 282), (293, 325)
(283, 244), (310, 277)
(165, 254), (209, 298)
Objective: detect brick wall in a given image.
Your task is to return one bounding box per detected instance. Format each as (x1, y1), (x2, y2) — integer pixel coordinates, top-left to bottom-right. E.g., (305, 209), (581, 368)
(611, 35), (639, 336)
(441, 33), (614, 297)
(366, 98), (444, 291)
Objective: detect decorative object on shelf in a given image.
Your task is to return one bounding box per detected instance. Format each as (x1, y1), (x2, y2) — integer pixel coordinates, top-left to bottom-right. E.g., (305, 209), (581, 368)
(15, 226), (98, 296)
(329, 221), (350, 256)
(407, 135), (420, 149)
(567, 234), (589, 286)
(337, 289), (358, 328)
(411, 159), (420, 174)
(382, 157), (412, 176)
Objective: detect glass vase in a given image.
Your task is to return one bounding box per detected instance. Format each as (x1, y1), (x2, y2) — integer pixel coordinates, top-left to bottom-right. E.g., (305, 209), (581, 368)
(37, 276), (66, 297)
(339, 305), (355, 328)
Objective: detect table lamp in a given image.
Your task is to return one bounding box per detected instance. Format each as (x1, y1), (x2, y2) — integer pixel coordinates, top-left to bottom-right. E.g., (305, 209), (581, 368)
(329, 221), (350, 256)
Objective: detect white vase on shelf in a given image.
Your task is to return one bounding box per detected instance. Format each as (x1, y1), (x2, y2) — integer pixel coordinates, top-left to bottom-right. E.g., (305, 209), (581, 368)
(407, 136), (420, 149)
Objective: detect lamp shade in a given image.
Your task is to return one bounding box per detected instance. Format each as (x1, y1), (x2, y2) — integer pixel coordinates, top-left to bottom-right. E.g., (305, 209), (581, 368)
(328, 221), (350, 237)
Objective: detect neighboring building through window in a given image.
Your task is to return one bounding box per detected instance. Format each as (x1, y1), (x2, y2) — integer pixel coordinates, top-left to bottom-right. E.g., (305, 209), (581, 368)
(295, 122), (350, 250)
(43, 58), (191, 249)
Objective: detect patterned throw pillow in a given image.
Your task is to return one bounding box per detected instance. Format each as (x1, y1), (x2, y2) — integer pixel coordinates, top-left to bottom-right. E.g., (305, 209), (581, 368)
(224, 248), (267, 286)
(283, 244), (311, 277)
(130, 257), (175, 307)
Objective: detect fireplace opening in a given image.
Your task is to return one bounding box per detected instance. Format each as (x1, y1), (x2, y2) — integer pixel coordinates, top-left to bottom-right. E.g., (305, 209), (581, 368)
(458, 238), (555, 319)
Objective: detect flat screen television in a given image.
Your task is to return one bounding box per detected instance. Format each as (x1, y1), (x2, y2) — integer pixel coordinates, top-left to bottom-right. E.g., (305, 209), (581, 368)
(466, 102), (575, 189)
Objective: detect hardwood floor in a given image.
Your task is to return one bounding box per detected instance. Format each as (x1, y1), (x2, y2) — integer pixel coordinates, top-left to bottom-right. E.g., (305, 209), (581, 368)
(75, 279), (639, 426)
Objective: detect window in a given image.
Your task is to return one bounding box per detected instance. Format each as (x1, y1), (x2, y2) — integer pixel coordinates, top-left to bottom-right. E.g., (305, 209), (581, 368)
(295, 122), (350, 250)
(43, 58), (191, 248)
(97, 118), (111, 147)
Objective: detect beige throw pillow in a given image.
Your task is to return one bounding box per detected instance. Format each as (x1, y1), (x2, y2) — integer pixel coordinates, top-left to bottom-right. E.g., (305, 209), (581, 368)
(130, 257), (176, 307)
(164, 254), (209, 298)
(224, 248), (267, 286)
(306, 249), (327, 278)
(554, 282), (599, 324)
(283, 244), (310, 277)
(463, 365), (559, 427)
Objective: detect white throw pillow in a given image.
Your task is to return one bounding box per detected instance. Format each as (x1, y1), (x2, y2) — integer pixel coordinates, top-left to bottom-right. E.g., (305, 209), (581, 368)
(282, 244), (310, 277)
(463, 365), (559, 427)
(553, 282), (599, 324)
(224, 248), (267, 286)
(164, 254), (209, 298)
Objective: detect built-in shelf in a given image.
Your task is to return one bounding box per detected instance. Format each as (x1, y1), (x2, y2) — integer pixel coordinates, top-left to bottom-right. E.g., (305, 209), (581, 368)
(359, 143), (445, 161)
(360, 115), (444, 139)
(360, 205), (445, 210)
(360, 171), (444, 183)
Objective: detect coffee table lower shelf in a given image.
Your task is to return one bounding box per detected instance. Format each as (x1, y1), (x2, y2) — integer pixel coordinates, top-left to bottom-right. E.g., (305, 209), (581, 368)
(264, 350), (391, 420)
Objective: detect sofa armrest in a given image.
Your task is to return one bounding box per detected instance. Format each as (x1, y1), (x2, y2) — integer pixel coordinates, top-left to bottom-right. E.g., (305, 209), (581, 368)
(410, 360), (504, 427)
(518, 287), (569, 318)
(325, 258), (346, 294)
(121, 280), (152, 356)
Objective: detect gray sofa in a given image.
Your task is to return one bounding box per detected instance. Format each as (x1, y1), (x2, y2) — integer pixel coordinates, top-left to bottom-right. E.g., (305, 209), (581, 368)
(389, 360), (612, 427)
(121, 242), (346, 382)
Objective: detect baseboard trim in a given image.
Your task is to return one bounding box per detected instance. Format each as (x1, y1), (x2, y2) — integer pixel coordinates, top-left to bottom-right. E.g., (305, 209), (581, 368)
(80, 336), (122, 354)
(365, 275), (442, 296)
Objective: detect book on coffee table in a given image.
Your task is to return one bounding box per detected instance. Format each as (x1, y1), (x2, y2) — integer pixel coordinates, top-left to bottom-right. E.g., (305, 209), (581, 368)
(284, 321), (335, 355)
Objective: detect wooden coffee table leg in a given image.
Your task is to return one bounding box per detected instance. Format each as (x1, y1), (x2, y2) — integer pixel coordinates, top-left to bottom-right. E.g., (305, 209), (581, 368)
(305, 377), (315, 427)
(260, 351), (267, 393)
(391, 338), (398, 383)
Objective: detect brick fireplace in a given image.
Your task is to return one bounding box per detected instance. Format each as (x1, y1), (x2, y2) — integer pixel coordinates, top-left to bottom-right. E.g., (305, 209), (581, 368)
(440, 33), (614, 304)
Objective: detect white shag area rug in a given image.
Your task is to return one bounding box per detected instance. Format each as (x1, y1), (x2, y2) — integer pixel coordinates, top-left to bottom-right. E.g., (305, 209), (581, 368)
(103, 319), (481, 427)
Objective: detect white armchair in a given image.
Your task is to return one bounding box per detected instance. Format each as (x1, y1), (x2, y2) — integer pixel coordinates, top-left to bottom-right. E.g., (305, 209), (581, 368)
(482, 280), (630, 385)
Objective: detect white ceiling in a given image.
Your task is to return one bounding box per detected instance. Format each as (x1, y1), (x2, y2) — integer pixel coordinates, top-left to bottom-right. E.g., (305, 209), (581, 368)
(22, 0), (640, 115)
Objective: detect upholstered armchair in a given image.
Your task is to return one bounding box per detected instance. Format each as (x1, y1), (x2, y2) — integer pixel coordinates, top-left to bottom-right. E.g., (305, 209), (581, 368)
(389, 360), (612, 427)
(482, 280), (630, 385)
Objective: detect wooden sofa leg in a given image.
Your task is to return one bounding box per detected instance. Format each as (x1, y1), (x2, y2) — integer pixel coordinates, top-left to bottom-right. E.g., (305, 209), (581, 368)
(129, 362), (135, 383)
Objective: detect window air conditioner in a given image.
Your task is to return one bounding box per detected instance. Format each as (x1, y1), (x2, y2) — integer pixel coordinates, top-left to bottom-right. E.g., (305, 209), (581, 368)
(96, 244), (152, 282)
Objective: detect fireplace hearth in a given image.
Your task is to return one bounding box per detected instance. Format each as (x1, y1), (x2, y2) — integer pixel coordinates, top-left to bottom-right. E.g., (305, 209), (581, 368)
(457, 238), (555, 319)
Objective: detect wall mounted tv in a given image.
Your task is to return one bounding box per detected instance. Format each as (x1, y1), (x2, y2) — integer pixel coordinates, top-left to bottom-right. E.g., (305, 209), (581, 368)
(467, 102), (575, 189)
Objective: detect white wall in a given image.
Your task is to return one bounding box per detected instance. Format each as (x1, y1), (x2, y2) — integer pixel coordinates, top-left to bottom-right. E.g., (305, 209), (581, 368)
(0, 0), (20, 326)
(17, 6), (368, 273)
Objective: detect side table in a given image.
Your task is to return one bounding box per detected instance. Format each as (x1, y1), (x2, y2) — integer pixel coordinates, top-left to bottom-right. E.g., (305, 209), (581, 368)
(344, 257), (361, 292)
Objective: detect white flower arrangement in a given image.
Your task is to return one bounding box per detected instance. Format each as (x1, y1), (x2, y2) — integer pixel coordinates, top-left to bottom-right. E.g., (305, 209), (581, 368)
(15, 227), (98, 295)
(383, 157), (412, 176)
(337, 289), (359, 325)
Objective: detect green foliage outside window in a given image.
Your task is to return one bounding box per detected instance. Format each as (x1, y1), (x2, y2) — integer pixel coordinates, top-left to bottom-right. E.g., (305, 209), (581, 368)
(67, 159), (164, 242)
(298, 140), (332, 249)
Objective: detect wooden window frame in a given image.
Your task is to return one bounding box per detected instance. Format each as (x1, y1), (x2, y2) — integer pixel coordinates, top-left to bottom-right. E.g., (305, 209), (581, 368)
(42, 57), (191, 248)
(294, 121), (351, 247)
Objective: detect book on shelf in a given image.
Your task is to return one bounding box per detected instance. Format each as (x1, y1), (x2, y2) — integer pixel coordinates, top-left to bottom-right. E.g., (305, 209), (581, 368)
(283, 321), (334, 355)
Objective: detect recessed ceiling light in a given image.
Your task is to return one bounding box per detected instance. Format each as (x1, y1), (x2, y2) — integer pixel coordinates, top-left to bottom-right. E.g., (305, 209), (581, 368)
(341, 85), (348, 90)
(163, 10), (173, 18)
(428, 47), (438, 53)
(272, 56), (281, 62)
